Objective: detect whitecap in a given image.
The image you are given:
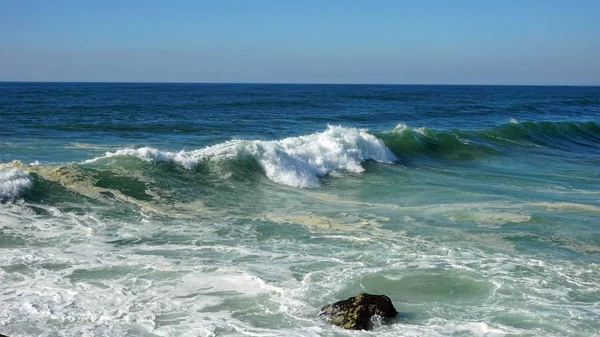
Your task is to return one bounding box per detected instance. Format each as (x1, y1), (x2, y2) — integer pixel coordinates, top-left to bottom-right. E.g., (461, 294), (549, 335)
(0, 167), (33, 199)
(83, 126), (398, 188)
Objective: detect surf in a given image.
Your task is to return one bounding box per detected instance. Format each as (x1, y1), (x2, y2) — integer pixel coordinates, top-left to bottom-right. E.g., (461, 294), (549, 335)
(378, 120), (600, 161)
(84, 125), (398, 188)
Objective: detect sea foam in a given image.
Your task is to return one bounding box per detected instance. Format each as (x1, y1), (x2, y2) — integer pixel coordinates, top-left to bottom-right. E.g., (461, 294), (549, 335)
(84, 126), (398, 187)
(0, 167), (33, 199)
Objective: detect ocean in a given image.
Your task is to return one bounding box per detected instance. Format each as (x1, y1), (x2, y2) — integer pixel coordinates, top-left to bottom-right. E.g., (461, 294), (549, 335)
(1, 83), (599, 337)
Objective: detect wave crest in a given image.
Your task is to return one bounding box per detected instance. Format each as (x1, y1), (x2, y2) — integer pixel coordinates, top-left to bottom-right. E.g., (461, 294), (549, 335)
(0, 167), (33, 199)
(380, 120), (600, 160)
(84, 126), (398, 188)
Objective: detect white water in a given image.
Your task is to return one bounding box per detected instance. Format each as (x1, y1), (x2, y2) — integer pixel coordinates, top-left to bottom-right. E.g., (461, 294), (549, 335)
(0, 167), (32, 199)
(2, 127), (600, 336)
(2, 194), (599, 336)
(84, 126), (398, 187)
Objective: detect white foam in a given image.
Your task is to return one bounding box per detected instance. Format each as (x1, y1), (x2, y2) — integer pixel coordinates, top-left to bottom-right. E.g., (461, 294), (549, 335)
(84, 126), (398, 187)
(530, 201), (600, 213)
(392, 122), (430, 136)
(1, 199), (597, 336)
(444, 321), (508, 337)
(0, 167), (33, 199)
(178, 268), (283, 296)
(393, 123), (410, 132)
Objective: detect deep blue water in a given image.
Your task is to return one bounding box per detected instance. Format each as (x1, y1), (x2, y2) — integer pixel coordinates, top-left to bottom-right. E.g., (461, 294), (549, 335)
(3, 83), (599, 156)
(1, 83), (600, 336)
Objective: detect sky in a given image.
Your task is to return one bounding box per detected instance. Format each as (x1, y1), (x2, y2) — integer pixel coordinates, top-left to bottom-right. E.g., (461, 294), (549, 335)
(1, 0), (599, 85)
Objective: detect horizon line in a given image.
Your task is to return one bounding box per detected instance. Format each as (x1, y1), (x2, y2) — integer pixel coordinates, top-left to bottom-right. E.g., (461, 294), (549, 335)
(0, 80), (599, 87)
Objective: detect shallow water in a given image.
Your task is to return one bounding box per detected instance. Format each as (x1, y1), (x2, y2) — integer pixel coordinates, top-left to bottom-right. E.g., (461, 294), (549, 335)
(1, 83), (600, 336)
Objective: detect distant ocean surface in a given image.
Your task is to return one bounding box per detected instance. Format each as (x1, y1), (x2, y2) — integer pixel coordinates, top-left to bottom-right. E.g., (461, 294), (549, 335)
(1, 83), (599, 337)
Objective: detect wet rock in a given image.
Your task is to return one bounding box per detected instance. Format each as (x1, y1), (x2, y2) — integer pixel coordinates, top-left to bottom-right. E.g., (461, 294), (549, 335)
(321, 292), (398, 330)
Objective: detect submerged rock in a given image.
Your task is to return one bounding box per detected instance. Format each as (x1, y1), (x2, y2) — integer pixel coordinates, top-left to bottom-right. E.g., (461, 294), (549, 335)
(321, 292), (398, 330)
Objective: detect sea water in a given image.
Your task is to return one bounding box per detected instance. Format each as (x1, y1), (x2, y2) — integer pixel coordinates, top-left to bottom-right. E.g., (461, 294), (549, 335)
(1, 83), (599, 336)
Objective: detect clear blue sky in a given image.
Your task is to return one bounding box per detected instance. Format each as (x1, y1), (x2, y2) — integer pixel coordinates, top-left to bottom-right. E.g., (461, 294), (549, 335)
(1, 0), (599, 84)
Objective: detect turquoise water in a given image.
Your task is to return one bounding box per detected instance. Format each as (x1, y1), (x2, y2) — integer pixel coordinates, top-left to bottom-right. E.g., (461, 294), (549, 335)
(1, 83), (599, 336)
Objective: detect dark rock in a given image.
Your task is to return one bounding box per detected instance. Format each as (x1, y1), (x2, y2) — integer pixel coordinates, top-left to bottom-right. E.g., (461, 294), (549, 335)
(320, 292), (398, 330)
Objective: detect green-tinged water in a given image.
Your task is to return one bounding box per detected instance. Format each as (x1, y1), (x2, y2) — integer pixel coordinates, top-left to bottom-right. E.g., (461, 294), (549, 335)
(1, 83), (599, 336)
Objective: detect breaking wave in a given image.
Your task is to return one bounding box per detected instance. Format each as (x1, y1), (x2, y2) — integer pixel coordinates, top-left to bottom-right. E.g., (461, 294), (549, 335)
(84, 125), (398, 188)
(2, 121), (598, 203)
(0, 167), (33, 199)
